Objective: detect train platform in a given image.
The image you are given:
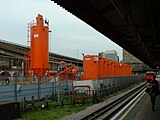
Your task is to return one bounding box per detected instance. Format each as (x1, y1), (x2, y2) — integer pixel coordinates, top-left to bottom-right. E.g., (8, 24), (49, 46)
(120, 92), (160, 120)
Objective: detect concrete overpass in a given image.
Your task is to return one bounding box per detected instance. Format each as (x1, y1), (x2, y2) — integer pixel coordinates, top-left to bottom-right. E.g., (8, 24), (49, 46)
(0, 39), (83, 70)
(52, 0), (160, 69)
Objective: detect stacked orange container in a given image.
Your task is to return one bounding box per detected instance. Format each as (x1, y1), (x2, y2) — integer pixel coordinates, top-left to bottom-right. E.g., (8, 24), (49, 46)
(83, 55), (132, 80)
(83, 55), (99, 80)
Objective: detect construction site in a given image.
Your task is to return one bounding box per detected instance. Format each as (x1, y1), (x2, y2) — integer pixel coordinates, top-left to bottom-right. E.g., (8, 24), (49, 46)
(0, 14), (132, 84)
(2, 0), (160, 119)
(0, 14), (143, 120)
(0, 13), (135, 102)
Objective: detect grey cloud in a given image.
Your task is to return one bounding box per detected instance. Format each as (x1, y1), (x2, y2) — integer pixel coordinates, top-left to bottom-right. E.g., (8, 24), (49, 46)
(0, 0), (122, 60)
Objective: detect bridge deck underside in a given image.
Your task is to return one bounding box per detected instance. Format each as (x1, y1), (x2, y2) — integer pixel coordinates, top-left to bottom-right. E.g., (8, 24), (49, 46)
(52, 0), (160, 69)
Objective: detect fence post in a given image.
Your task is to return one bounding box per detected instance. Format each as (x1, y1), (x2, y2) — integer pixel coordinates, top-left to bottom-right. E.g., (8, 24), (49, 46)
(52, 82), (54, 97)
(95, 91), (98, 103)
(115, 78), (118, 92)
(82, 96), (84, 105)
(92, 91), (95, 104)
(14, 76), (17, 101)
(38, 74), (41, 101)
(32, 96), (35, 110)
(72, 98), (75, 106)
(72, 76), (74, 106)
(61, 99), (64, 107)
(123, 77), (125, 89)
(45, 95), (48, 108)
(54, 77), (57, 95)
(65, 73), (68, 91)
(23, 97), (27, 112)
(57, 75), (60, 105)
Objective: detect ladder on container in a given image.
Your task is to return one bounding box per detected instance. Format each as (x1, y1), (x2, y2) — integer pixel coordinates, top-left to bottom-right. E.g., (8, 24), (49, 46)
(27, 21), (35, 47)
(27, 23), (31, 47)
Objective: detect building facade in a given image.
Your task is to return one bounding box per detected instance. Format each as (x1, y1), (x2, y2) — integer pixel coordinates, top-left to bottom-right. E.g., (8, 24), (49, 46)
(122, 49), (150, 72)
(99, 50), (119, 62)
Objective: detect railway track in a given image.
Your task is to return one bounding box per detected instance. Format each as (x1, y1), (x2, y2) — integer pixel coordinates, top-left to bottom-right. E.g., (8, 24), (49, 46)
(81, 83), (146, 120)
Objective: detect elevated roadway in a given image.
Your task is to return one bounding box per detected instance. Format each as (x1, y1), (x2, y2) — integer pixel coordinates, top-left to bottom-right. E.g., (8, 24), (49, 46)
(52, 0), (160, 69)
(0, 39), (83, 67)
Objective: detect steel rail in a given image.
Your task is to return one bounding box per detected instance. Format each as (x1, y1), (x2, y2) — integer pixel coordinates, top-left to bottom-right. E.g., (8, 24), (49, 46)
(81, 83), (146, 120)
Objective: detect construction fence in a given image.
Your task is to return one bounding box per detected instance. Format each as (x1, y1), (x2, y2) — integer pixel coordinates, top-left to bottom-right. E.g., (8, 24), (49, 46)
(0, 74), (145, 105)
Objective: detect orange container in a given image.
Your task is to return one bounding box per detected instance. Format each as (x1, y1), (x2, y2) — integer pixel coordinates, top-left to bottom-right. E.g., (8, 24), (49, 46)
(121, 63), (124, 76)
(116, 62), (120, 76)
(123, 64), (128, 76)
(106, 60), (111, 77)
(113, 62), (117, 76)
(103, 58), (107, 78)
(129, 65), (132, 75)
(114, 62), (117, 76)
(126, 65), (132, 75)
(83, 55), (99, 80)
(119, 63), (123, 76)
(82, 55), (132, 80)
(30, 14), (49, 77)
(98, 56), (103, 79)
(109, 60), (114, 77)
(118, 62), (121, 76)
(126, 65), (129, 75)
(115, 62), (120, 76)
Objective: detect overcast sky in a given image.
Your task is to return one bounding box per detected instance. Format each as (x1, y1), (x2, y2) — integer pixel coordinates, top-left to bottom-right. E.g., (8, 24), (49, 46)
(0, 0), (122, 60)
